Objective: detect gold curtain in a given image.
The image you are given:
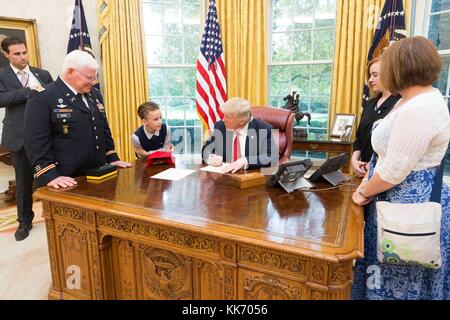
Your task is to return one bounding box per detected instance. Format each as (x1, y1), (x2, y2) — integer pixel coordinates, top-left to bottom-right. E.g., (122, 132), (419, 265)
(97, 0), (148, 162)
(216, 0), (267, 106)
(330, 0), (412, 131)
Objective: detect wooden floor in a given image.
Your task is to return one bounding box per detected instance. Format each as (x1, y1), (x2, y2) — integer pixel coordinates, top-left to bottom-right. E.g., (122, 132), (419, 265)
(0, 163), (50, 300)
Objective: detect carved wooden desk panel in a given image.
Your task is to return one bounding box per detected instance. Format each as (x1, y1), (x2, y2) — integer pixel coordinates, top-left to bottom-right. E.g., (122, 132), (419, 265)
(36, 159), (364, 300)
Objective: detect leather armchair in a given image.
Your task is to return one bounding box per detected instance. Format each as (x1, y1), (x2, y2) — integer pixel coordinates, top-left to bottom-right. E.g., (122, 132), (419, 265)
(251, 107), (295, 164)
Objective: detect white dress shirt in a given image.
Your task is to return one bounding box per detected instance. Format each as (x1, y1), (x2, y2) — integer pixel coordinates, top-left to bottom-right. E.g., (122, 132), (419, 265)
(131, 124), (172, 156)
(60, 77), (90, 110)
(11, 64), (41, 89)
(231, 119), (252, 169)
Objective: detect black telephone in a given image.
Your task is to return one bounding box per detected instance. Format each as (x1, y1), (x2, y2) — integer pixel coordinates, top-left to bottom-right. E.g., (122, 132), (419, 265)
(308, 153), (350, 186)
(267, 159), (313, 188)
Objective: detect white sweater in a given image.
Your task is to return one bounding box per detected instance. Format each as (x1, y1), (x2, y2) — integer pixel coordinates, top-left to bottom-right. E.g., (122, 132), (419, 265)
(372, 89), (450, 185)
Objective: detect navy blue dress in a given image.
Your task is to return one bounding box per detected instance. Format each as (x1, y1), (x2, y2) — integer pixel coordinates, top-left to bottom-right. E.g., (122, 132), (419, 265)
(351, 160), (450, 300)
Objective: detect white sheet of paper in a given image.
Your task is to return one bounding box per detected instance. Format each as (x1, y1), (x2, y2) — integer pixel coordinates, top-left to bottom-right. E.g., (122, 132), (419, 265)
(151, 168), (196, 181)
(200, 163), (232, 174)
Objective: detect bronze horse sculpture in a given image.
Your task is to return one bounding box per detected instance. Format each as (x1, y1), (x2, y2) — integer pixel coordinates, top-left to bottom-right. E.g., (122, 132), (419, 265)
(282, 91), (311, 126)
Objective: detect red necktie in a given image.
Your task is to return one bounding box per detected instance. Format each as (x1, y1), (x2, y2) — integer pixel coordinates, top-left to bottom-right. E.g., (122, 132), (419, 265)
(233, 132), (241, 161)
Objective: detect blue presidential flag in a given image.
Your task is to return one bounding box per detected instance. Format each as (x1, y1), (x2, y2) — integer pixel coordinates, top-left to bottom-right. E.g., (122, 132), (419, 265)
(67, 0), (94, 55)
(363, 0), (407, 104)
(67, 0), (99, 89)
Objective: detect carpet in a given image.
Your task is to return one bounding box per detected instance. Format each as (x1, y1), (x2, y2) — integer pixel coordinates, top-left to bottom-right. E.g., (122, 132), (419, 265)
(0, 201), (45, 232)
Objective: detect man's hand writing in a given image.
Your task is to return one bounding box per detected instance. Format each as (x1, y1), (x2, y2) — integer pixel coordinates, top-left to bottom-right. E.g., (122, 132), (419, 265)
(208, 154), (223, 167)
(223, 158), (246, 173)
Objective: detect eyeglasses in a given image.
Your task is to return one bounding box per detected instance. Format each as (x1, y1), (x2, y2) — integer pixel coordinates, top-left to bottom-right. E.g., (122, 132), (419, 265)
(74, 68), (99, 82)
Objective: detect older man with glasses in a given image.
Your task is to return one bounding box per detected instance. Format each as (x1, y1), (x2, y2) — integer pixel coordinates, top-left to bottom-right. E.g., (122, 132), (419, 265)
(24, 50), (131, 194)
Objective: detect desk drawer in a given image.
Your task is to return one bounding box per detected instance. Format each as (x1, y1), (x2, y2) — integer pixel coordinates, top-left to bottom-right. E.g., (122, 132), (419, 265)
(238, 268), (306, 300)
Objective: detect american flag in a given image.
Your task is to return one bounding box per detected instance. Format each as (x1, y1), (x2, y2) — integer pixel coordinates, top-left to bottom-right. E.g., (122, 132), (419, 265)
(362, 0), (407, 104)
(196, 0), (227, 130)
(67, 0), (94, 55)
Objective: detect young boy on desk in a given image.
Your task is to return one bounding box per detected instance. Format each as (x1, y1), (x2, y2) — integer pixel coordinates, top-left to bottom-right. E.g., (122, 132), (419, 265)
(131, 102), (174, 158)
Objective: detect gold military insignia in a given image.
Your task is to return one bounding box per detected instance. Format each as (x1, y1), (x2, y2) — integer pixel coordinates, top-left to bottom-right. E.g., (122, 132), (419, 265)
(62, 124), (69, 135)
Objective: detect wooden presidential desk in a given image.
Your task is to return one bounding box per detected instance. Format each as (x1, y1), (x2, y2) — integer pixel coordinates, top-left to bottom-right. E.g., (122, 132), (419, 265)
(35, 158), (364, 300)
(293, 133), (353, 173)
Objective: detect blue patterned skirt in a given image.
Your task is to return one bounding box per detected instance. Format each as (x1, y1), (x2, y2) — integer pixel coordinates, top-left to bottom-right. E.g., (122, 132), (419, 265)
(351, 164), (450, 300)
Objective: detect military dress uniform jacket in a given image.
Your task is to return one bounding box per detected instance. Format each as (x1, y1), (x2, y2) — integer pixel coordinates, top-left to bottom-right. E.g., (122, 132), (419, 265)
(24, 77), (120, 186)
(0, 65), (53, 151)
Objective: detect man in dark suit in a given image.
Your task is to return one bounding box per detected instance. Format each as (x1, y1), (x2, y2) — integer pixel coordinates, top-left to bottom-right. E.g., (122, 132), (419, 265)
(202, 97), (277, 173)
(0, 36), (53, 241)
(24, 50), (131, 193)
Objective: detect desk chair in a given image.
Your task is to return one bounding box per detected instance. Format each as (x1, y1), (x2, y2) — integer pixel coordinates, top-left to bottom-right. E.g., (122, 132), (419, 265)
(251, 107), (295, 164)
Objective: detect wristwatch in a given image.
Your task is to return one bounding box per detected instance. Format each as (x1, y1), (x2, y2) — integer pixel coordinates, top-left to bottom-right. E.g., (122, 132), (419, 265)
(358, 186), (368, 198)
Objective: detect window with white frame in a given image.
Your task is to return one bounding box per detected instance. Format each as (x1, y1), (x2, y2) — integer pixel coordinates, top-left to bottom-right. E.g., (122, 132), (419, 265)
(143, 0), (203, 154)
(268, 0), (337, 142)
(415, 0), (450, 176)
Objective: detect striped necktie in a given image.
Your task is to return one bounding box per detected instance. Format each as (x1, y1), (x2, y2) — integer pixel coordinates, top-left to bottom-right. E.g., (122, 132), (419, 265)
(18, 70), (28, 87)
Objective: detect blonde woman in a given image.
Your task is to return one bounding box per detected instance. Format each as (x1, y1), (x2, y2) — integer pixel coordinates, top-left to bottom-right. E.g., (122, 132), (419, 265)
(352, 57), (401, 177)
